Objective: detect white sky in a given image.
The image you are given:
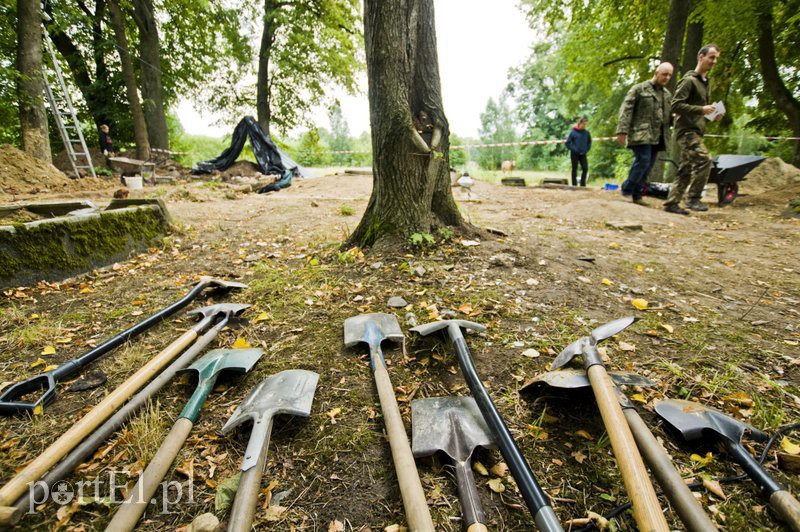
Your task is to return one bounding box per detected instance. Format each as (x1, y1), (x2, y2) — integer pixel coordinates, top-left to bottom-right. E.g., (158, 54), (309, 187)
(177, 0), (538, 139)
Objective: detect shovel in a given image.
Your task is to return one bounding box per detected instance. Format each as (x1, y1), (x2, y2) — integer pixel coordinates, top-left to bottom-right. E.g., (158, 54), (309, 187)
(105, 347), (263, 531)
(550, 316), (669, 531)
(221, 369), (319, 532)
(522, 369), (717, 532)
(411, 320), (563, 532)
(0, 277), (246, 415)
(345, 313), (435, 531)
(412, 396), (495, 532)
(0, 303), (241, 516)
(655, 399), (800, 530)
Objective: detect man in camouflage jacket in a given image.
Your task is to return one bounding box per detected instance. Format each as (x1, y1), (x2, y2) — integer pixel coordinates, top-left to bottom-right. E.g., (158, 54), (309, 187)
(663, 44), (724, 213)
(617, 62), (674, 204)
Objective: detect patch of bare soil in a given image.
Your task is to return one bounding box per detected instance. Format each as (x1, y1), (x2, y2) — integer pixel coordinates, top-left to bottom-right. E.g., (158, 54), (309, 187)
(1, 170), (798, 531)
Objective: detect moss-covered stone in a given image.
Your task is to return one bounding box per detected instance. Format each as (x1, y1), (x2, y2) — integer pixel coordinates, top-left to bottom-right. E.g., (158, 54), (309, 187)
(0, 205), (170, 287)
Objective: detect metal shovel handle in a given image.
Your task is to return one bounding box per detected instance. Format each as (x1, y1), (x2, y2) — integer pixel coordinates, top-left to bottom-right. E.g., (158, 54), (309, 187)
(587, 366), (669, 531)
(454, 460), (488, 531)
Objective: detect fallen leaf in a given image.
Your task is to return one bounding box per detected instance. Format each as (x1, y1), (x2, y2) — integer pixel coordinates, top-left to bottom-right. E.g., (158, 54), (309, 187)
(630, 393), (647, 404)
(41, 346), (56, 356)
(326, 407), (342, 424)
(490, 463), (509, 477)
(488, 478), (505, 493)
(328, 520), (345, 532)
(690, 452), (714, 467)
(43, 364), (58, 372)
(473, 461), (489, 476)
(214, 473), (241, 512)
(264, 505), (287, 522)
(575, 429), (593, 441)
(618, 341), (636, 352)
(601, 278), (613, 286)
(30, 358), (47, 369)
(33, 404), (43, 416)
(609, 242), (620, 249)
(571, 450), (587, 464)
(780, 437), (800, 455)
(659, 323), (674, 333)
(232, 337), (251, 348)
(253, 311), (271, 323)
(521, 348), (540, 358)
(634, 264), (644, 273)
(458, 303), (474, 315)
(703, 479), (727, 499)
(723, 392), (754, 408)
(631, 298), (649, 310)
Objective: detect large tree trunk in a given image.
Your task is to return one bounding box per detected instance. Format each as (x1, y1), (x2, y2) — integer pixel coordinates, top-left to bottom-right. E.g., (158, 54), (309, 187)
(660, 0), (691, 93)
(756, 3), (800, 166)
(345, 0), (464, 249)
(108, 0), (150, 160)
(681, 18), (704, 77)
(17, 0), (52, 162)
(132, 0), (169, 150)
(256, 0), (276, 133)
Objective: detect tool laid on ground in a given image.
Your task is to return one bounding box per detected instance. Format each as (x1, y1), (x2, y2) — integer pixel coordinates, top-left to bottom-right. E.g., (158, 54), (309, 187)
(412, 396), (495, 532)
(411, 320), (563, 532)
(345, 313), (435, 531)
(221, 369), (319, 531)
(0, 303), (241, 519)
(656, 399), (800, 531)
(550, 317), (669, 531)
(523, 369), (716, 532)
(0, 277), (246, 415)
(105, 348), (263, 531)
(3, 303), (249, 526)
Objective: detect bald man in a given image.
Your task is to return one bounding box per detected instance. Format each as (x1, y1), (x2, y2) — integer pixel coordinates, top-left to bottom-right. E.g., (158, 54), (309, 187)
(617, 62), (674, 206)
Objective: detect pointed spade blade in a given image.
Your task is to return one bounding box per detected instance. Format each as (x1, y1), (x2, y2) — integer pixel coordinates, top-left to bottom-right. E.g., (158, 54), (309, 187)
(591, 316), (635, 342)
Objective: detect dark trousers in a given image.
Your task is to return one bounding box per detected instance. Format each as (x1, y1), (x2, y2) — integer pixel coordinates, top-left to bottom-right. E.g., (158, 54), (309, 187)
(570, 152), (588, 186)
(621, 144), (658, 200)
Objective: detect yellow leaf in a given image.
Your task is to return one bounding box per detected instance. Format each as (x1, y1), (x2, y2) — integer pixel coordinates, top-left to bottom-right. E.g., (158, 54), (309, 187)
(41, 346), (56, 356)
(473, 461), (489, 476)
(608, 242), (620, 249)
(490, 463), (509, 477)
(232, 337), (251, 348)
(43, 365), (58, 372)
(33, 404), (43, 416)
(29, 314), (40, 320)
(780, 437), (800, 455)
(659, 323), (674, 334)
(488, 478), (505, 493)
(631, 298), (649, 310)
(690, 451), (714, 467)
(253, 312), (271, 323)
(458, 303), (474, 315)
(635, 264), (645, 272)
(326, 407), (342, 424)
(80, 288), (91, 294)
(575, 429), (594, 441)
(30, 358), (47, 369)
(630, 393), (647, 404)
(601, 278), (613, 286)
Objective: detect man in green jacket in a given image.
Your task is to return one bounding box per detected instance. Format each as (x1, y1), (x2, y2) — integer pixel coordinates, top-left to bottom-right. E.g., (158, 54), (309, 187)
(664, 44), (724, 214)
(617, 62), (674, 204)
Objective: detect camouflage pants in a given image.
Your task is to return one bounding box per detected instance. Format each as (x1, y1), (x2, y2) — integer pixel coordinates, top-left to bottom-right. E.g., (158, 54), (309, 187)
(664, 132), (711, 206)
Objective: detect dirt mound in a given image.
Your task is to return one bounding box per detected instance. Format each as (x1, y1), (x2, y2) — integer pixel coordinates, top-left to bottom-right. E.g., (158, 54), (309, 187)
(219, 161), (263, 180)
(0, 144), (73, 195)
(52, 146), (108, 175)
(739, 157), (800, 195)
(737, 181), (800, 208)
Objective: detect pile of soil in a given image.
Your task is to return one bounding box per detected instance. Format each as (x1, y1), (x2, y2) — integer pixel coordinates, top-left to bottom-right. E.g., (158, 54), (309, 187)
(218, 160), (263, 179)
(52, 146), (108, 175)
(739, 156), (800, 195)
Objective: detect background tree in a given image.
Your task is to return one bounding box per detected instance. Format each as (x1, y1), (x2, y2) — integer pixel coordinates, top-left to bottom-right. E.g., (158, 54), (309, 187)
(477, 94), (518, 170)
(0, 2), (20, 145)
(131, 0), (167, 149)
(328, 101), (352, 165)
(16, 0), (51, 162)
(345, 0), (464, 248)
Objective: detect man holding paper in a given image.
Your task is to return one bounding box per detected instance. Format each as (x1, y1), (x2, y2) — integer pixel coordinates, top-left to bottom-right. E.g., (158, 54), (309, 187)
(664, 44), (724, 214)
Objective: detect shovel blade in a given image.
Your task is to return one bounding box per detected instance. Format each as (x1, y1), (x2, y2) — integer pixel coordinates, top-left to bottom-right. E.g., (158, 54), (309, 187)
(411, 397), (495, 462)
(180, 348), (263, 382)
(343, 313), (403, 348)
(521, 368), (655, 394)
(591, 316), (635, 342)
(654, 399), (756, 445)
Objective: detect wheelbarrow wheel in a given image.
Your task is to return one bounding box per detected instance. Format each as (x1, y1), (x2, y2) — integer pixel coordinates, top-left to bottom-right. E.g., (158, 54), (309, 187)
(717, 182), (738, 206)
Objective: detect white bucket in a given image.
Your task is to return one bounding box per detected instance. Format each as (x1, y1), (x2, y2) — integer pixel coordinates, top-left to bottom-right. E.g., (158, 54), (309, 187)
(124, 176), (143, 189)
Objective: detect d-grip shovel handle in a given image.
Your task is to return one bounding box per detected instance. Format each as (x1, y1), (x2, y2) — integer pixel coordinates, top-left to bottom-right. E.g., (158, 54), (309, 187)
(371, 344), (435, 532)
(454, 460), (488, 531)
(724, 441), (800, 531)
(587, 365), (669, 531)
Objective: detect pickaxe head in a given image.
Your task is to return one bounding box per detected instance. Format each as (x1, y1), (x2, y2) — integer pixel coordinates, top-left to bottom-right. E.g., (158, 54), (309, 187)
(188, 303), (251, 321)
(410, 319), (486, 338)
(550, 316), (635, 370)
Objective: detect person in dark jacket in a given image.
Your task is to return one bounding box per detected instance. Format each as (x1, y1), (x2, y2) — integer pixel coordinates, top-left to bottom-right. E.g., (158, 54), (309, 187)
(98, 124), (117, 156)
(663, 44), (724, 214)
(565, 117), (591, 186)
(617, 62), (674, 205)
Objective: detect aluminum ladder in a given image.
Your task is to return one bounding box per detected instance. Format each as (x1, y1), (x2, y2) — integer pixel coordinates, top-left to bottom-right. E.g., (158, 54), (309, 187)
(42, 31), (96, 178)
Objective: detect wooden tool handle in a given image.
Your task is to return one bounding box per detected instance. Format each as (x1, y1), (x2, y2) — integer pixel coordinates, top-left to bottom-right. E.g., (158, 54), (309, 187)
(587, 365), (669, 531)
(467, 524), (489, 532)
(0, 505), (19, 526)
(373, 363), (435, 531)
(0, 329), (198, 513)
(228, 418), (273, 532)
(105, 417), (195, 532)
(770, 490), (800, 531)
(623, 409), (716, 532)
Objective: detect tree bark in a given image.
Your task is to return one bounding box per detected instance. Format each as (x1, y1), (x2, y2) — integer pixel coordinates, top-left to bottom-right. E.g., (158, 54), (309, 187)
(256, 0), (276, 133)
(756, 3), (800, 166)
(660, 0), (691, 93)
(345, 0), (464, 249)
(17, 0), (52, 162)
(108, 0), (150, 160)
(681, 18), (703, 77)
(132, 0), (169, 150)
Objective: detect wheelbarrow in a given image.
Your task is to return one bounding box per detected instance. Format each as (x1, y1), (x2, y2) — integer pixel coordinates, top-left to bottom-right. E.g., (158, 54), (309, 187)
(648, 154), (766, 205)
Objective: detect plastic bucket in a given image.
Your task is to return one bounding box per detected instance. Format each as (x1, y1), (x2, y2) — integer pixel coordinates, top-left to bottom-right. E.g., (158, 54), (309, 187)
(124, 176), (143, 189)
(603, 183), (619, 191)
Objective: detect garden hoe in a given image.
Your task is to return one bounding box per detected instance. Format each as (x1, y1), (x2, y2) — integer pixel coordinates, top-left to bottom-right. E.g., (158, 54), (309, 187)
(0, 277), (246, 415)
(220, 369), (319, 531)
(5, 304), (250, 526)
(656, 398), (800, 531)
(550, 316), (669, 531)
(411, 320), (563, 532)
(105, 347), (263, 531)
(0, 303), (242, 523)
(522, 369), (716, 532)
(412, 396), (495, 532)
(344, 313), (435, 532)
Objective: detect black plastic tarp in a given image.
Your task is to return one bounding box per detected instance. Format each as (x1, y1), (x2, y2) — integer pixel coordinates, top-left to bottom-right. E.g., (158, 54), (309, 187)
(191, 116), (310, 192)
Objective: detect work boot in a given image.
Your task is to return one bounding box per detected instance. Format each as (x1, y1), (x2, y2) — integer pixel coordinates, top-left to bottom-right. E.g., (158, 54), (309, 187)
(664, 204), (689, 215)
(686, 200), (709, 212)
